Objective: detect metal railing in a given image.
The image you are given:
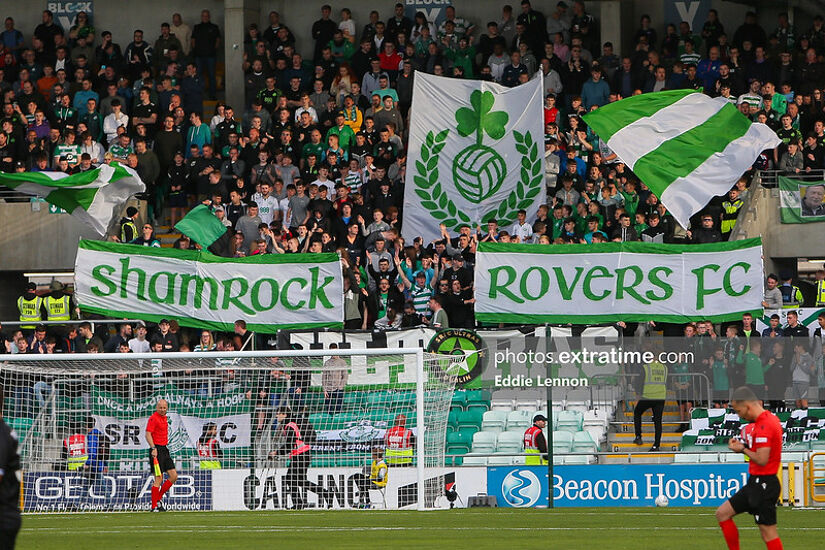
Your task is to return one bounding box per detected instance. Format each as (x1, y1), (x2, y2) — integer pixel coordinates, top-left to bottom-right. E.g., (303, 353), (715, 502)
(754, 168), (825, 188)
(1, 319), (144, 330)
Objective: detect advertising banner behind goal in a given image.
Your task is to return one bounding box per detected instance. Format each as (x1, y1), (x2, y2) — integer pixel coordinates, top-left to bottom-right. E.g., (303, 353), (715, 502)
(73, 240), (344, 332)
(474, 239), (764, 324)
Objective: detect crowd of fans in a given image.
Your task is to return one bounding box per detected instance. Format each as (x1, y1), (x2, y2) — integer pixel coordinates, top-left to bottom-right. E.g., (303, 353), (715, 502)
(2, 4), (825, 333)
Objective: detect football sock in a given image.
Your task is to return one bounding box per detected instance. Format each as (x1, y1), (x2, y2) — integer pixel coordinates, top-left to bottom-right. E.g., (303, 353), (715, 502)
(719, 519), (739, 550)
(159, 479), (174, 499)
(765, 538), (783, 550)
(151, 486), (160, 509)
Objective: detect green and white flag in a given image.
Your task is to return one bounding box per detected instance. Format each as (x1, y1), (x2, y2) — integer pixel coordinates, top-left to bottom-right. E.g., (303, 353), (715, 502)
(779, 177), (825, 223)
(73, 240), (344, 332)
(0, 163), (145, 236)
(582, 90), (781, 228)
(402, 73), (544, 243)
(474, 239), (765, 324)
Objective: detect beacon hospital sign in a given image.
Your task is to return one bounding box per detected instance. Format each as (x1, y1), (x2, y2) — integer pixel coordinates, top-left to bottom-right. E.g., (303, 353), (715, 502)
(488, 464), (750, 507)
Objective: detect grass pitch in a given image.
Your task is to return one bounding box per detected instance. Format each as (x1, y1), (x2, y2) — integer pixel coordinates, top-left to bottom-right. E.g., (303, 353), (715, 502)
(18, 507), (823, 550)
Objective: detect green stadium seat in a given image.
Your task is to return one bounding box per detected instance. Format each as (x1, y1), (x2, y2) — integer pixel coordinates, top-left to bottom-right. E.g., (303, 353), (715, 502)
(448, 409), (461, 429)
(481, 410), (508, 433)
(343, 392), (364, 409)
(448, 430), (475, 447)
(465, 390), (492, 412)
(571, 431), (597, 453)
(366, 391), (393, 408)
(446, 444), (470, 456)
(505, 410), (532, 432)
(368, 408), (392, 424)
(496, 431), (523, 453)
(552, 430), (573, 453)
(555, 410), (583, 433)
(7, 418), (36, 443)
(471, 431), (497, 453)
(309, 412), (333, 431)
(331, 412), (359, 430)
(456, 409), (484, 431)
(451, 390), (468, 410)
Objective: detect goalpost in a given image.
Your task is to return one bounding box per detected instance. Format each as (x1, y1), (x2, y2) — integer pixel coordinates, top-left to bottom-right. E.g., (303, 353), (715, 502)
(0, 349), (459, 512)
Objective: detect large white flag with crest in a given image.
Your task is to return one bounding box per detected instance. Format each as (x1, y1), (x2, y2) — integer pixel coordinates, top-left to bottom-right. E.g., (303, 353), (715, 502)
(402, 73), (545, 243)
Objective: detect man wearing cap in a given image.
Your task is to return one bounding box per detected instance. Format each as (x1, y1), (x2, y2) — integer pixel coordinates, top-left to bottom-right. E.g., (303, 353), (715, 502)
(385, 413), (415, 467)
(17, 283), (43, 336)
(524, 414), (549, 465)
(44, 280), (73, 325)
(104, 323), (134, 353)
(128, 323), (151, 353)
(157, 320), (179, 352)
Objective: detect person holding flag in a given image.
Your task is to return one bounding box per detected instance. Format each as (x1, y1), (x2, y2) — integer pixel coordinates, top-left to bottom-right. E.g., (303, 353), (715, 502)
(145, 399), (178, 512)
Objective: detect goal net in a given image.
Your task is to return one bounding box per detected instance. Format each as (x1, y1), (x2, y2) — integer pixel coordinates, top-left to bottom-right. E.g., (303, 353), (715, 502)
(0, 349), (459, 512)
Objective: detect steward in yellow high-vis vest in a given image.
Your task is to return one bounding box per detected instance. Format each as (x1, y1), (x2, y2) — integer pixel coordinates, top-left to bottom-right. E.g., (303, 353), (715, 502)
(720, 189), (743, 236)
(523, 414), (549, 465)
(44, 280), (72, 322)
(385, 414), (415, 466)
(17, 282), (43, 330)
(815, 271), (825, 307)
(633, 360), (668, 452)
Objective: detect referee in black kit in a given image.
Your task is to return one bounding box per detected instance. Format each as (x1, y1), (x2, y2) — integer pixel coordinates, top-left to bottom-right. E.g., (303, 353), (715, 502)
(0, 387), (21, 549)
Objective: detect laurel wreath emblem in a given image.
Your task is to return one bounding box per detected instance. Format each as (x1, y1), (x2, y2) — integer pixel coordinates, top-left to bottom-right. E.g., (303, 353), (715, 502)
(413, 129), (544, 231)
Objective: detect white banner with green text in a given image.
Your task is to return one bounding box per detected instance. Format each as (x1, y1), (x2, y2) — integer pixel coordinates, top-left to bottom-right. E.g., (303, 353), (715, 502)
(74, 240), (344, 331)
(474, 239), (764, 324)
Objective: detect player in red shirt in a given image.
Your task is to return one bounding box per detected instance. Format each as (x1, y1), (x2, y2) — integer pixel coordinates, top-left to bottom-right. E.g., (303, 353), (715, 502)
(145, 399), (178, 511)
(715, 386), (784, 550)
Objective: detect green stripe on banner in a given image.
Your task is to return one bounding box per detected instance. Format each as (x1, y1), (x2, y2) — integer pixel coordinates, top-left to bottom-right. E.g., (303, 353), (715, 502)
(0, 163), (132, 189)
(632, 103), (751, 197)
(0, 166), (102, 188)
(77, 305), (343, 332)
(77, 239), (340, 264)
(476, 237), (762, 255)
(582, 89), (695, 142)
(475, 310), (763, 325)
(44, 187), (97, 213)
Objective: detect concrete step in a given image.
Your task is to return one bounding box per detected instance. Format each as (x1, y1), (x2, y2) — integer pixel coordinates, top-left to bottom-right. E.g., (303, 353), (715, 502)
(609, 432), (683, 444)
(610, 421), (685, 434)
(610, 442), (681, 452)
(621, 410), (683, 420)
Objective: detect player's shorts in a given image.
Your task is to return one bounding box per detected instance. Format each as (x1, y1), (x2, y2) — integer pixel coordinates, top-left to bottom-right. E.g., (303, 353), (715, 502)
(728, 474), (780, 526)
(791, 382), (809, 400)
(149, 445), (175, 474)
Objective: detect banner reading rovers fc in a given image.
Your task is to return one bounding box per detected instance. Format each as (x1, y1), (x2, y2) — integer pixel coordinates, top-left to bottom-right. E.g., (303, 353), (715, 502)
(74, 240), (344, 332)
(402, 72), (544, 243)
(475, 239), (765, 324)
